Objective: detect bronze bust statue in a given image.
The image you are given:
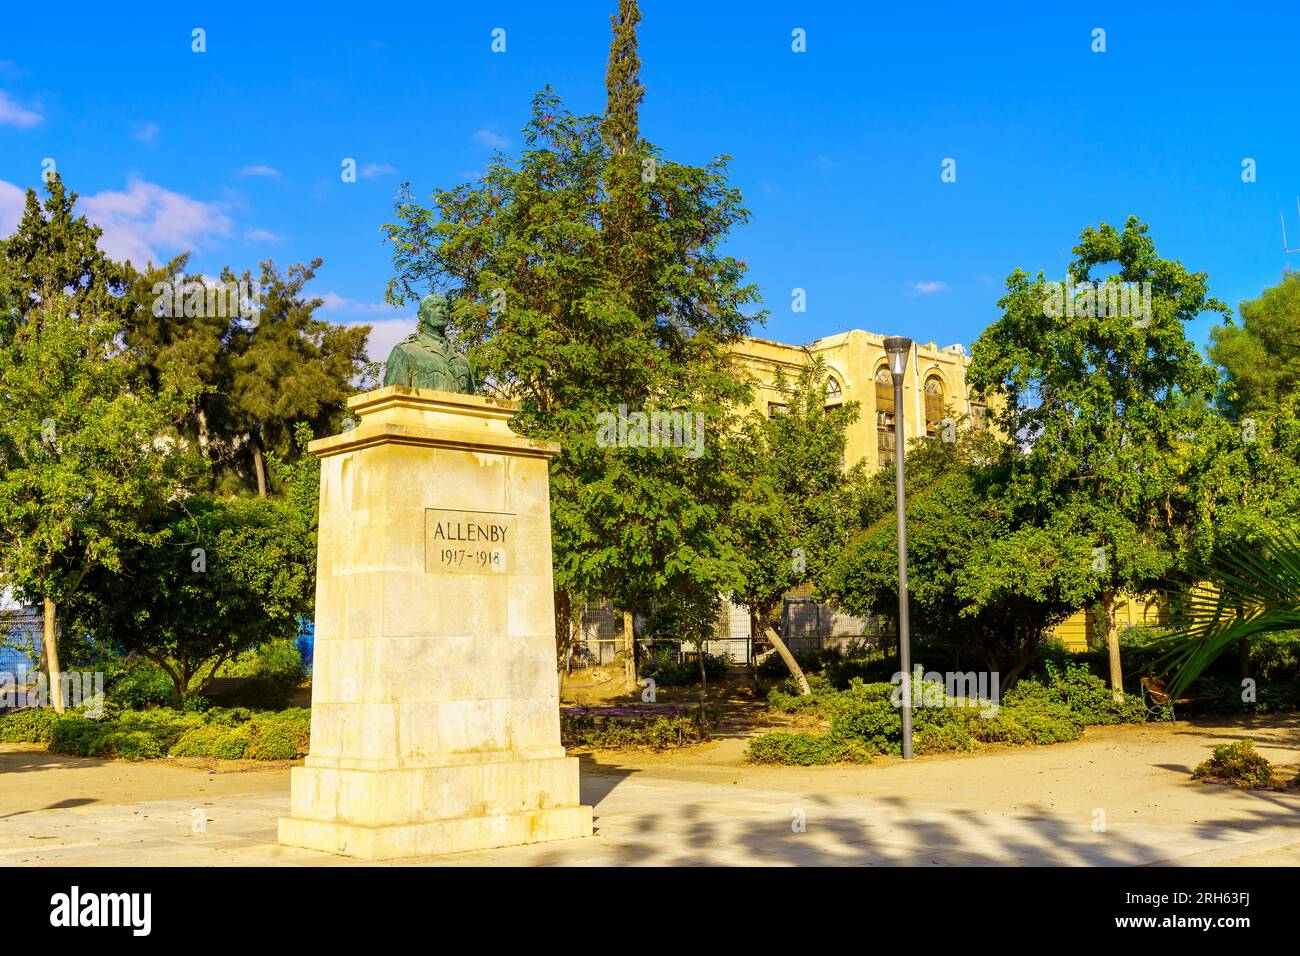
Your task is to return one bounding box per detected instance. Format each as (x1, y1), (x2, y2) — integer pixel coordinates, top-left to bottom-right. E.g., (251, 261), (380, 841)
(382, 293), (475, 394)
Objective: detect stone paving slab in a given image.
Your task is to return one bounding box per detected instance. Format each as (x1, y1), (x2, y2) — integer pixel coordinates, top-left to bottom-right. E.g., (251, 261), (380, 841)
(4, 768), (1297, 867)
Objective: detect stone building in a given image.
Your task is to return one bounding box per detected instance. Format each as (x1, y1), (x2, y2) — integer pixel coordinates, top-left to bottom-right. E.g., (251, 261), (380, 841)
(730, 331), (986, 472)
(728, 331), (1136, 655)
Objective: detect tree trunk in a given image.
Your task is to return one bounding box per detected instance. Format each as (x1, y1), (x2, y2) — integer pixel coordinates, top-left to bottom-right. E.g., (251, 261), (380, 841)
(554, 588), (572, 670)
(622, 609), (637, 692)
(764, 626), (811, 696)
(1103, 593), (1124, 701)
(250, 432), (268, 498)
(42, 596), (65, 713)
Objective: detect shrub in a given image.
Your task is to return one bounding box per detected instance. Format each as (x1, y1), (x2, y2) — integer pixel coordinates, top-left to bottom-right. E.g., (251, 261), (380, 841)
(1002, 698), (1085, 743)
(1192, 739), (1275, 788)
(0, 707), (60, 743)
(639, 648), (730, 687)
(746, 731), (872, 765)
(915, 723), (975, 754)
(169, 725), (227, 758)
(1004, 661), (1145, 725)
(44, 706), (310, 761)
(561, 711), (707, 750)
(104, 658), (174, 710)
(221, 638), (307, 683)
(50, 716), (177, 759)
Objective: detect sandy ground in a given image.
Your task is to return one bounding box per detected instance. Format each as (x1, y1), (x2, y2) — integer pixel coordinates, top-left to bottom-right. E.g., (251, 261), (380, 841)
(1, 714), (1296, 865)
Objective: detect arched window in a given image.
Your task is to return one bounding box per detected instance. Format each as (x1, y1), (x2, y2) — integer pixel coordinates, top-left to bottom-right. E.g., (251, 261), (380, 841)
(924, 376), (945, 438)
(875, 366), (895, 467)
(824, 376), (842, 408)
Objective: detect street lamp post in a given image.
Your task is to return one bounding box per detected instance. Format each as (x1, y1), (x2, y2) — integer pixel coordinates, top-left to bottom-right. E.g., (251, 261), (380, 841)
(883, 336), (914, 760)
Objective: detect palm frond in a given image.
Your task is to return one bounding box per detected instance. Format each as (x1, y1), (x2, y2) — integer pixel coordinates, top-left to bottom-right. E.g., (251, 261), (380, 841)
(1153, 528), (1300, 696)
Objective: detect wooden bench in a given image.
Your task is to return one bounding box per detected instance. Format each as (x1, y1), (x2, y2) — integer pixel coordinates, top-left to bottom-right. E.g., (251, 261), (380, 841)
(1139, 676), (1232, 721)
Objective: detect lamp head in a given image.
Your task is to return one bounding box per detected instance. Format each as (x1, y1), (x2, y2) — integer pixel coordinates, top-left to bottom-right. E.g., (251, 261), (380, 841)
(883, 336), (913, 384)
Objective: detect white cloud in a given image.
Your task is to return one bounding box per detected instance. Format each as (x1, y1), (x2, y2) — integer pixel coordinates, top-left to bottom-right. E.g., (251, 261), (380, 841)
(80, 177), (233, 267)
(318, 292), (402, 314)
(317, 294), (415, 358)
(236, 164), (281, 179)
(911, 281), (949, 295)
(133, 122), (159, 146)
(244, 228), (285, 242)
(356, 317), (416, 361)
(0, 179), (26, 236)
(0, 89), (42, 128)
(472, 128), (509, 150)
(360, 163), (397, 180)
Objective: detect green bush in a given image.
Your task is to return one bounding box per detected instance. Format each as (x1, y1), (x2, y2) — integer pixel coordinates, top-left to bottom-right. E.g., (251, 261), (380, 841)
(639, 648), (730, 687)
(104, 658), (174, 710)
(1000, 698), (1085, 743)
(746, 731), (872, 765)
(51, 716), (180, 759)
(561, 711), (708, 750)
(0, 707), (60, 743)
(221, 638), (306, 683)
(42, 706), (311, 761)
(168, 725), (227, 758)
(1192, 739), (1275, 788)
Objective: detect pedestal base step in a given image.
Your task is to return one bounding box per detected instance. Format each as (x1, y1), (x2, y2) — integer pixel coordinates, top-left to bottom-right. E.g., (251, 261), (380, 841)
(278, 805), (593, 860)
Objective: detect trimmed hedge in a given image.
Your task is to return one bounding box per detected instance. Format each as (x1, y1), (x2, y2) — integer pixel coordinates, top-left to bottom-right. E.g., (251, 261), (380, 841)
(0, 706), (310, 761)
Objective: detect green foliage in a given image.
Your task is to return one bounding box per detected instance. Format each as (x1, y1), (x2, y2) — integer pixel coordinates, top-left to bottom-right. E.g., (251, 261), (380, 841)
(0, 707), (60, 743)
(1155, 529), (1300, 696)
(727, 358), (860, 638)
(0, 293), (203, 648)
(639, 647), (729, 686)
(823, 430), (1097, 685)
(102, 657), (176, 710)
(1192, 739), (1276, 788)
(220, 638), (307, 683)
(561, 711), (708, 750)
(382, 84), (762, 642)
(42, 706), (310, 761)
(746, 732), (872, 765)
(68, 430), (317, 703)
(1005, 660), (1147, 724)
(747, 661), (1143, 764)
(1209, 271), (1300, 415)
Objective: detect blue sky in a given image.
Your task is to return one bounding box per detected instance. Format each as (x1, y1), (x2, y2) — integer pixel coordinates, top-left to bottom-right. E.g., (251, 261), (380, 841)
(2, 1), (1297, 361)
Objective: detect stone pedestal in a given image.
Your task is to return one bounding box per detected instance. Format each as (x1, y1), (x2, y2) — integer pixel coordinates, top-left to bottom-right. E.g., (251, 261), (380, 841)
(278, 386), (592, 860)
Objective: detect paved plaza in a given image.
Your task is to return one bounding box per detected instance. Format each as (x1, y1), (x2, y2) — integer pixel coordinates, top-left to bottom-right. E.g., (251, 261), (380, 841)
(3, 716), (1297, 866)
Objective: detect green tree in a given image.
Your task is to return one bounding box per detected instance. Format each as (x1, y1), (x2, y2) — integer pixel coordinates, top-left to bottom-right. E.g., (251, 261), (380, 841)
(225, 259), (370, 497)
(727, 357), (858, 692)
(0, 175), (130, 344)
(68, 428), (319, 703)
(382, 58), (761, 686)
(1209, 271), (1300, 415)
(967, 216), (1225, 697)
(0, 299), (202, 709)
(822, 430), (1097, 686)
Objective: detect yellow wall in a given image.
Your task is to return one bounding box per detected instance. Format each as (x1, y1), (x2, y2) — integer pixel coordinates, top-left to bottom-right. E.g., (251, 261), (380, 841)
(728, 331), (982, 470)
(1051, 595), (1167, 652)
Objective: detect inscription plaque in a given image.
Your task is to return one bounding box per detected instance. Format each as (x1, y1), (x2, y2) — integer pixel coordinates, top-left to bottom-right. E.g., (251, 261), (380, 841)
(425, 508), (516, 574)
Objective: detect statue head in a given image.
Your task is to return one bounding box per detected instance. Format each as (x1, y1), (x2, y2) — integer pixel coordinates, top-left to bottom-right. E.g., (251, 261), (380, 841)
(417, 293), (450, 336)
